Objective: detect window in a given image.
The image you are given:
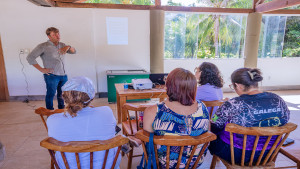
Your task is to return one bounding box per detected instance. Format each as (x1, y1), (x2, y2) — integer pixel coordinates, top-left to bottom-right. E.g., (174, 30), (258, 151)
(258, 16), (300, 58)
(164, 13), (247, 59)
(161, 0), (252, 8)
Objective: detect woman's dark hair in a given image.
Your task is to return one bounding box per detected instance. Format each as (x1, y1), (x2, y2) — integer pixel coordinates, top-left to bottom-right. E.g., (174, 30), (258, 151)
(62, 91), (93, 117)
(231, 68), (263, 91)
(198, 62), (224, 88)
(166, 68), (197, 106)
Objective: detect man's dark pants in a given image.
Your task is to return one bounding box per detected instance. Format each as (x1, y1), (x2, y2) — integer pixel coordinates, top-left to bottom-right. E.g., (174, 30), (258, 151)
(43, 74), (68, 110)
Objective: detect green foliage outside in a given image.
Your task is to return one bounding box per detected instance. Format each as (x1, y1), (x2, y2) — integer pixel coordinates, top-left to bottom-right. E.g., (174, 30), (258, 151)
(164, 0), (251, 59)
(164, 1), (300, 59)
(258, 16), (300, 58)
(282, 16), (300, 57)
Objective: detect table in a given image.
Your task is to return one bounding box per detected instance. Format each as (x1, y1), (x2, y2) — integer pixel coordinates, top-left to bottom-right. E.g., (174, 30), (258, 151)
(115, 83), (167, 123)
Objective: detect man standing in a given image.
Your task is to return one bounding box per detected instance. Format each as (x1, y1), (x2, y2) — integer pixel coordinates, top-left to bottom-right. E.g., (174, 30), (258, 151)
(27, 27), (76, 110)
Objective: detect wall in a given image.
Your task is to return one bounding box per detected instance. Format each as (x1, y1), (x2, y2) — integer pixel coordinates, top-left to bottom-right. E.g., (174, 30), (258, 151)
(165, 57), (300, 90)
(164, 59), (244, 90)
(258, 57), (300, 87)
(0, 0), (150, 96)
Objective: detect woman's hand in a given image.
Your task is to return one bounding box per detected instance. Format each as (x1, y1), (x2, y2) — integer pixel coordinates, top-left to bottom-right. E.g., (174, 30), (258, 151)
(222, 97), (229, 101)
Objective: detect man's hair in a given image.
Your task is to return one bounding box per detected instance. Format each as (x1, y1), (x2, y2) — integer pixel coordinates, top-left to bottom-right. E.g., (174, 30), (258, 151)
(166, 68), (197, 106)
(46, 27), (59, 36)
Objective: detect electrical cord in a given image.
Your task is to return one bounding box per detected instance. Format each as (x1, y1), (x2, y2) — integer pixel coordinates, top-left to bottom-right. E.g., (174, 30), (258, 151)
(18, 52), (36, 110)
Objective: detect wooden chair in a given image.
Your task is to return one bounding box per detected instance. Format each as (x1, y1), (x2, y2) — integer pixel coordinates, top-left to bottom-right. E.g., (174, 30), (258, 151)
(35, 107), (65, 132)
(40, 135), (129, 169)
(122, 103), (150, 136)
(279, 141), (300, 168)
(202, 100), (224, 119)
(135, 130), (217, 169)
(210, 123), (298, 169)
(122, 103), (151, 169)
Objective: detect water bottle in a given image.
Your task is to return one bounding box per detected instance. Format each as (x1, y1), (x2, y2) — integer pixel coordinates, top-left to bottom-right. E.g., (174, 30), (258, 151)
(124, 83), (128, 90)
(138, 111), (144, 129)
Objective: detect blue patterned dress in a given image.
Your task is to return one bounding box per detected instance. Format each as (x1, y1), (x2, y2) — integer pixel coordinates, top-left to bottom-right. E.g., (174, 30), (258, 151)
(152, 100), (209, 169)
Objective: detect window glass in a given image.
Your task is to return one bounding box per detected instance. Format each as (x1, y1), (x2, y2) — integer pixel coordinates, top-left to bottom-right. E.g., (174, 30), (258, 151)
(161, 0), (252, 8)
(258, 16), (287, 58)
(164, 12), (247, 59)
(258, 16), (300, 58)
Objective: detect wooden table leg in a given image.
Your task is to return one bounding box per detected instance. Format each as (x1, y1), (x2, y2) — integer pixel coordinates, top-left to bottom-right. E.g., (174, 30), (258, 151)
(116, 93), (121, 123)
(120, 96), (127, 123)
(116, 93), (126, 123)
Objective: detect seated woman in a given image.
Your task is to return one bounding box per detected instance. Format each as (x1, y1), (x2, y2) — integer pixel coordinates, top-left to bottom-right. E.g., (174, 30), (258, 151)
(47, 76), (120, 169)
(195, 62), (224, 101)
(195, 62), (224, 116)
(209, 68), (290, 165)
(143, 68), (209, 169)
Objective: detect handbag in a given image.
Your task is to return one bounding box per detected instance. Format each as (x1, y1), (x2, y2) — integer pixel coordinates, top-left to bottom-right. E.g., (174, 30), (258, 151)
(137, 133), (157, 169)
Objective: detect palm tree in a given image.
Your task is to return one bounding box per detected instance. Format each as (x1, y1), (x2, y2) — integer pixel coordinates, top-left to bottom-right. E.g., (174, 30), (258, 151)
(165, 0), (251, 59)
(194, 0), (251, 58)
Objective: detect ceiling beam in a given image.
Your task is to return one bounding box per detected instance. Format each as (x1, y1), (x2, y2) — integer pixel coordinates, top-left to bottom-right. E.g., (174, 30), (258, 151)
(265, 9), (300, 14)
(253, 0), (259, 9)
(56, 2), (253, 13)
(54, 0), (80, 2)
(155, 0), (161, 7)
(28, 0), (56, 7)
(56, 2), (153, 10)
(256, 0), (300, 13)
(45, 0), (56, 6)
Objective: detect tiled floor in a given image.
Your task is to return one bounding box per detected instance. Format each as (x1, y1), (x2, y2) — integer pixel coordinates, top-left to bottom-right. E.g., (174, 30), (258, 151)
(0, 90), (299, 169)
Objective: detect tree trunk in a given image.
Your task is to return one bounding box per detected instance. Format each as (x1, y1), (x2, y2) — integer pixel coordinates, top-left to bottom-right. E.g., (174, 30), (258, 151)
(214, 15), (220, 58)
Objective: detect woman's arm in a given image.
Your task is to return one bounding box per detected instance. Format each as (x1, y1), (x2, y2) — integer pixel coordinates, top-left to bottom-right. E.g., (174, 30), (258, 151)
(210, 101), (232, 133)
(143, 105), (157, 133)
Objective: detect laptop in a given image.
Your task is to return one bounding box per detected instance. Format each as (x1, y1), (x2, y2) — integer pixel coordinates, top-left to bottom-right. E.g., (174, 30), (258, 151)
(149, 73), (168, 85)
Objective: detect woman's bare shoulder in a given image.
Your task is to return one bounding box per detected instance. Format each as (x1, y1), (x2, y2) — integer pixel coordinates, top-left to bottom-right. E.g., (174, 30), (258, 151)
(143, 104), (159, 133)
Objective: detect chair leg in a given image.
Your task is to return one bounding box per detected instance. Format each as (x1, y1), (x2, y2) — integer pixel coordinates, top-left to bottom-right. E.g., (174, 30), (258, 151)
(127, 148), (134, 169)
(51, 159), (55, 169)
(210, 155), (218, 169)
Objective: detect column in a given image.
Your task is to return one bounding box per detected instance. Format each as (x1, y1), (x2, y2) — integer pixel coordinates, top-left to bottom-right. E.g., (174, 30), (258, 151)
(244, 13), (262, 68)
(150, 10), (165, 73)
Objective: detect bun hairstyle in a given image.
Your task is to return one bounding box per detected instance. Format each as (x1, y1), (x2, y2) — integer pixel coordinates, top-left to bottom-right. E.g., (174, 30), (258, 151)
(198, 62), (224, 88)
(62, 91), (93, 117)
(231, 68), (263, 91)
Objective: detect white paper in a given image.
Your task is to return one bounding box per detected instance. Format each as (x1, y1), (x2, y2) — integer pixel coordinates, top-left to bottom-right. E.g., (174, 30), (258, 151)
(106, 17), (128, 45)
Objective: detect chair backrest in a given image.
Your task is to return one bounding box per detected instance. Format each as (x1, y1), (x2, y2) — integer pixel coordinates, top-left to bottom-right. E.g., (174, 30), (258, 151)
(225, 122), (298, 167)
(135, 130), (217, 169)
(40, 135), (129, 169)
(122, 103), (151, 135)
(35, 107), (65, 132)
(202, 100), (224, 119)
